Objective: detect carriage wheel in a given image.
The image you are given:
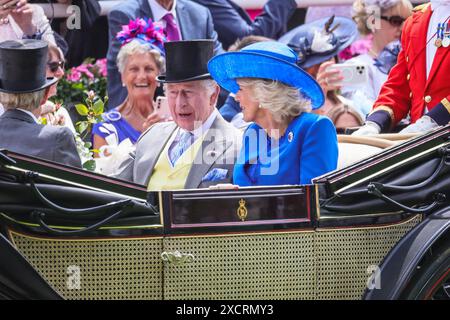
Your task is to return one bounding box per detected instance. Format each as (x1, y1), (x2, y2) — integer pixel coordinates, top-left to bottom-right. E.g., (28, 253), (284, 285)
(401, 241), (450, 300)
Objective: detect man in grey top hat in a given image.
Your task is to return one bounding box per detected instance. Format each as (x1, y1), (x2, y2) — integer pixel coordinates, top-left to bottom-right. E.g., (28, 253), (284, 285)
(0, 39), (82, 168)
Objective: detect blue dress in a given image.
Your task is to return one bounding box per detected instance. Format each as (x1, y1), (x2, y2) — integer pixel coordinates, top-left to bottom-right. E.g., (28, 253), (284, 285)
(92, 109), (141, 145)
(233, 113), (338, 186)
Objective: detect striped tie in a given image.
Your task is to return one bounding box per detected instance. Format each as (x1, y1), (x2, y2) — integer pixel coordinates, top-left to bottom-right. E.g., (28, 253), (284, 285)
(169, 131), (193, 165)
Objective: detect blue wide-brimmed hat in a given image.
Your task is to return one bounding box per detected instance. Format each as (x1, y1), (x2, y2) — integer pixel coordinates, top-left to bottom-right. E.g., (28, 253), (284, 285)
(279, 16), (358, 69)
(207, 41), (324, 109)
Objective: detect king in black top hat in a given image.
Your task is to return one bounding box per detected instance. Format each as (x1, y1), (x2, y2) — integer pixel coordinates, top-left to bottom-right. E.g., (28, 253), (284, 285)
(156, 40), (214, 83)
(0, 39), (58, 94)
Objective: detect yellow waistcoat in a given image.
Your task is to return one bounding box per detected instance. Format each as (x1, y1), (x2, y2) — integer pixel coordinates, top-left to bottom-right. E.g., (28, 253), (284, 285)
(147, 133), (204, 191)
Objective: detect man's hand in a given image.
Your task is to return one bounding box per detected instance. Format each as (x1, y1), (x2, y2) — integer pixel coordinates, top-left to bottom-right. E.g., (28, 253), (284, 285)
(399, 116), (439, 134)
(352, 121), (382, 136)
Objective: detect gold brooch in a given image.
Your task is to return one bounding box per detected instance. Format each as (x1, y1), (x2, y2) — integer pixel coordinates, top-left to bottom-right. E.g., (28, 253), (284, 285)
(237, 198), (248, 222)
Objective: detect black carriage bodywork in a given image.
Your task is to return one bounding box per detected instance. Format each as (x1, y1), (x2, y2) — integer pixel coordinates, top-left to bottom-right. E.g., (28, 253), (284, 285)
(0, 125), (449, 300)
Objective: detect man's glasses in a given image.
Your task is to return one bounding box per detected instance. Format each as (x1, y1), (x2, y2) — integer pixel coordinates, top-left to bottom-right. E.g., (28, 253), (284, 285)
(380, 15), (405, 27)
(47, 61), (65, 73)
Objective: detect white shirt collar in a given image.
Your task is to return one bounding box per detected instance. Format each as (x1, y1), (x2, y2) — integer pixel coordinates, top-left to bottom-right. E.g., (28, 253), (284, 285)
(180, 109), (218, 139)
(149, 0), (178, 22)
(16, 108), (39, 124)
(431, 0), (450, 11)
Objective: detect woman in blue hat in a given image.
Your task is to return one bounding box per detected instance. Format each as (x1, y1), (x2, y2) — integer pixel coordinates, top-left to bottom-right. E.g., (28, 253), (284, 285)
(208, 41), (338, 186)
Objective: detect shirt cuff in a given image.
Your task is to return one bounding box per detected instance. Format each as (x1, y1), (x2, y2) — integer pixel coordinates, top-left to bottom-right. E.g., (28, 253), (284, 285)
(366, 109), (392, 132)
(426, 98), (450, 126)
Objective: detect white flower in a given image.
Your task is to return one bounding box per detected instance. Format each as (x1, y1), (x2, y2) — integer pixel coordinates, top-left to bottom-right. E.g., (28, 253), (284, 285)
(94, 138), (135, 176)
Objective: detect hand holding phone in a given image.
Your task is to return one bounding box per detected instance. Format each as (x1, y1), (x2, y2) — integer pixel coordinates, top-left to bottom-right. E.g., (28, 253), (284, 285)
(155, 96), (172, 120)
(316, 60), (344, 93)
(326, 63), (369, 87)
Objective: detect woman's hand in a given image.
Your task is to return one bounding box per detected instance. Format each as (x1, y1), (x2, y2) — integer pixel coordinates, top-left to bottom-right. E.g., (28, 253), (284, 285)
(0, 0), (19, 23)
(142, 112), (166, 131)
(41, 101), (65, 126)
(9, 0), (36, 35)
(316, 61), (343, 95)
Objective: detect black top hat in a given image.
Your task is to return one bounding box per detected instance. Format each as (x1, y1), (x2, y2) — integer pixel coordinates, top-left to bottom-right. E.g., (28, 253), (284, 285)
(156, 40), (214, 83)
(0, 39), (58, 94)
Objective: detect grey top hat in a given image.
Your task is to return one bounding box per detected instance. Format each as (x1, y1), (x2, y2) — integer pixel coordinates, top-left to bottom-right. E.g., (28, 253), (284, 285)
(0, 39), (58, 94)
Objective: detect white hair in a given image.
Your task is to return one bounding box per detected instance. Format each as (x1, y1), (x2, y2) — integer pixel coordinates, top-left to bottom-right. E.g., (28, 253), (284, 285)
(199, 79), (218, 96)
(0, 90), (46, 111)
(238, 78), (312, 123)
(116, 40), (165, 74)
(163, 79), (219, 106)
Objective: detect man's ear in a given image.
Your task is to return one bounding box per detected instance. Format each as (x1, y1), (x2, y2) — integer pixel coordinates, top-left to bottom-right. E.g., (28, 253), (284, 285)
(40, 87), (52, 105)
(210, 84), (221, 107)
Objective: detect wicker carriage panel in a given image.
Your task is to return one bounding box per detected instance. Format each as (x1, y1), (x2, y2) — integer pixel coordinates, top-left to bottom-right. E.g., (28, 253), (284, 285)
(162, 231), (316, 300)
(10, 232), (164, 300)
(314, 215), (421, 300)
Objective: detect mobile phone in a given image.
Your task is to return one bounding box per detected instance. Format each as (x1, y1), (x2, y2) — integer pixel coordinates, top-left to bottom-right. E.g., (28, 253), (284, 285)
(155, 96), (172, 119)
(326, 63), (369, 87)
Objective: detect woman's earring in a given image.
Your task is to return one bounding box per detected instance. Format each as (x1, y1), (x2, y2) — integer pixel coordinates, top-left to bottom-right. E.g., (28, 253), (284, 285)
(258, 104), (263, 109)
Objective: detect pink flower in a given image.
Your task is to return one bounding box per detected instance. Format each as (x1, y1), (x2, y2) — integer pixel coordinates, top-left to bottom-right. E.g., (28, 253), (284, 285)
(338, 35), (373, 61)
(67, 68), (82, 82)
(95, 58), (107, 77)
(76, 64), (94, 80)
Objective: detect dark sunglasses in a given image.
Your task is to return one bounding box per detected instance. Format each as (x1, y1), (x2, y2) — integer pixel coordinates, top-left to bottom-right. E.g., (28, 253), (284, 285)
(380, 15), (405, 27)
(47, 61), (65, 73)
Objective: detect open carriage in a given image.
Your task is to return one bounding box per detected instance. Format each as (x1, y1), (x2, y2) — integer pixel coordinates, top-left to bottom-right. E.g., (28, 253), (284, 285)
(0, 126), (449, 300)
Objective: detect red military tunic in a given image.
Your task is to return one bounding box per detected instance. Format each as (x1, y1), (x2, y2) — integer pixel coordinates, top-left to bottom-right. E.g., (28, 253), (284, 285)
(372, 3), (450, 127)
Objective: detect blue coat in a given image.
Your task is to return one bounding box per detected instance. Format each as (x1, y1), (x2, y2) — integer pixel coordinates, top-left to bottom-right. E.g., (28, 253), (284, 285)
(192, 0), (297, 50)
(106, 0), (224, 108)
(233, 113), (338, 186)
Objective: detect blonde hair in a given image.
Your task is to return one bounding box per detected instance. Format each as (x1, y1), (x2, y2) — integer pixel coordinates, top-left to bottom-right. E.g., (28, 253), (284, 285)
(0, 90), (46, 111)
(116, 40), (165, 74)
(352, 0), (413, 35)
(238, 78), (312, 123)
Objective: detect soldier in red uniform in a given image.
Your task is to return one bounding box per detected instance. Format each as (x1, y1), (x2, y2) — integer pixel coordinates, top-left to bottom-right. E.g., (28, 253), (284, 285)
(354, 1), (450, 135)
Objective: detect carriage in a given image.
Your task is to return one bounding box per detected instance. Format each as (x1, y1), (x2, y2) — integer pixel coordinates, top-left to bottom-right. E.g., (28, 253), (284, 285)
(0, 126), (449, 300)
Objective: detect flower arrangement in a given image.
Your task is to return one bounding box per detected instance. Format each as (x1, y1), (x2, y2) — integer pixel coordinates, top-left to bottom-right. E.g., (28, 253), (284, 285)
(116, 17), (167, 52)
(52, 58), (107, 107)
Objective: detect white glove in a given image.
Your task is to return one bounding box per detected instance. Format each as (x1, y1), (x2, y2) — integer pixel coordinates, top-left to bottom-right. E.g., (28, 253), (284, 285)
(352, 121), (381, 136)
(399, 116), (439, 134)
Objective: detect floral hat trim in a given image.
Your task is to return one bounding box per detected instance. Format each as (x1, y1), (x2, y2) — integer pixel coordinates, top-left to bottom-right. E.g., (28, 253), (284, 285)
(116, 18), (167, 55)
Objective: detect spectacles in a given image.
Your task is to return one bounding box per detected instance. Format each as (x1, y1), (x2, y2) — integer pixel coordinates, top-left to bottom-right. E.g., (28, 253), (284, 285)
(380, 15), (405, 27)
(47, 61), (65, 73)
